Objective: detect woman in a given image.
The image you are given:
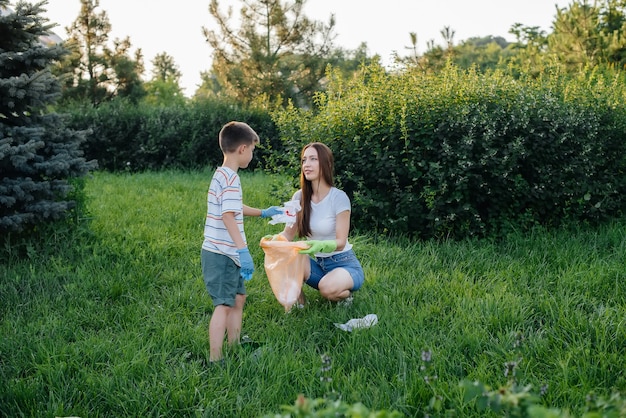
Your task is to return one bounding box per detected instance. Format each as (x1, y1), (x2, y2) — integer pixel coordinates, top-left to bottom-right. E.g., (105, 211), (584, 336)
(279, 142), (365, 304)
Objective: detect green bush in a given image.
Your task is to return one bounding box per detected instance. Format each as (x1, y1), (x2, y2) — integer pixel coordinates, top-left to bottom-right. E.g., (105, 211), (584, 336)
(63, 98), (280, 172)
(273, 63), (626, 239)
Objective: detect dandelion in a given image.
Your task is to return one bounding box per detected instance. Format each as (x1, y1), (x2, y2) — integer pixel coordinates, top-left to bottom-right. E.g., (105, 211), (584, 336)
(421, 350), (432, 363)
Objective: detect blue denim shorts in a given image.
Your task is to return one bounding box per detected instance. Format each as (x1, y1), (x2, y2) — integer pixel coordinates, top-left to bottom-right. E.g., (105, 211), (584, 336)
(306, 249), (364, 291)
(201, 249), (245, 307)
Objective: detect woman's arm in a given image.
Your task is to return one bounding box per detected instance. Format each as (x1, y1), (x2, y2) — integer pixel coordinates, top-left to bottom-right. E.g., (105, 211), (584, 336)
(281, 222), (297, 241)
(334, 210), (350, 251)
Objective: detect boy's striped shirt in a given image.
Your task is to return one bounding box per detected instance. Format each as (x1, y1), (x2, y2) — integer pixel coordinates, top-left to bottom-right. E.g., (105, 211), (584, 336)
(202, 166), (246, 264)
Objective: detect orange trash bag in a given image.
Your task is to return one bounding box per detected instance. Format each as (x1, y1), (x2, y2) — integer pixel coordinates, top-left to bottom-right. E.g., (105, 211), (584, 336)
(259, 235), (310, 312)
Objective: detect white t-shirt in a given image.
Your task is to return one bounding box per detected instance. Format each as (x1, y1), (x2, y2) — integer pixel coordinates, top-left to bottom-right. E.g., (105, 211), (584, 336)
(292, 187), (352, 256)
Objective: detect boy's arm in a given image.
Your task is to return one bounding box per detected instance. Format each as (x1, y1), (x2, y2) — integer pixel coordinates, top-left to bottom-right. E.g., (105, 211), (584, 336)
(243, 205), (262, 217)
(243, 204), (283, 218)
(222, 211), (245, 248)
(224, 210), (255, 279)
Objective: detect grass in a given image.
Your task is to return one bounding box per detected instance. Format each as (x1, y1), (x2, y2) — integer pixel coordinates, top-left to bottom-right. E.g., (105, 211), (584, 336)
(1, 170), (625, 417)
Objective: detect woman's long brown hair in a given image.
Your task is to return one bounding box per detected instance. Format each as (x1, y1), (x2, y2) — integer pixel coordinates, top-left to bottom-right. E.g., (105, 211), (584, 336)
(296, 142), (334, 238)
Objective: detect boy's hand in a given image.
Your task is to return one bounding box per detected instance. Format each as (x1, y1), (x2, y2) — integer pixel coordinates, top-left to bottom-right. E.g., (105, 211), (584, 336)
(299, 240), (337, 255)
(260, 206), (283, 218)
(236, 248), (255, 280)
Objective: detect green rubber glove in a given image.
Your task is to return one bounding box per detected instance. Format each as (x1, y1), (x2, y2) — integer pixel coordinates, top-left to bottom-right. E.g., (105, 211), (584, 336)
(299, 240), (337, 255)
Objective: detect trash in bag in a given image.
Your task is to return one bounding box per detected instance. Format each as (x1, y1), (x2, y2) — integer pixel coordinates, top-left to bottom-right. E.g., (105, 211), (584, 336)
(260, 234), (310, 312)
(334, 314), (378, 332)
(268, 200), (301, 226)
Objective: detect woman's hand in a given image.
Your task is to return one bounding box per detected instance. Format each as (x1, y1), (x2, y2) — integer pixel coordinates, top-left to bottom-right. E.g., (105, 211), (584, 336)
(299, 240), (337, 254)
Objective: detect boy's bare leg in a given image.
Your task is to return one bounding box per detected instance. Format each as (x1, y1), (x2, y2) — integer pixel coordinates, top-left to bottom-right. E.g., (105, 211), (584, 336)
(226, 293), (246, 345)
(209, 305), (230, 361)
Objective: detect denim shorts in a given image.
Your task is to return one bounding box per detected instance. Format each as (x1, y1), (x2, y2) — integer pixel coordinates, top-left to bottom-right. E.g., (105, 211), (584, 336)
(201, 249), (245, 307)
(306, 249), (364, 291)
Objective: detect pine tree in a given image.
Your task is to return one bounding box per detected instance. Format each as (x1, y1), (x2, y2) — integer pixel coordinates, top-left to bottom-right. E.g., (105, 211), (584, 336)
(548, 0), (626, 70)
(0, 0), (97, 233)
(201, 0), (337, 107)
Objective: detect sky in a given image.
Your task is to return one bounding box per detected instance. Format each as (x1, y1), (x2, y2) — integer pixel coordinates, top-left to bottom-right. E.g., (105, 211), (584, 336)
(37, 0), (572, 97)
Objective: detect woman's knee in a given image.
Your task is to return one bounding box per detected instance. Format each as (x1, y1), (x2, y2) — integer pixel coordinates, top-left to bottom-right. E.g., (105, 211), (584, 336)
(318, 270), (352, 296)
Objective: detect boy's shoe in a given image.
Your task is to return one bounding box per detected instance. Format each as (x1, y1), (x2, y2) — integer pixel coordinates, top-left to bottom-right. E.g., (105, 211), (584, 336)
(208, 358), (225, 369)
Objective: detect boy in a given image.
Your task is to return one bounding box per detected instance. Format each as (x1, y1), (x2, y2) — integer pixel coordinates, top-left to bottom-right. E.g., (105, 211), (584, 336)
(201, 121), (281, 363)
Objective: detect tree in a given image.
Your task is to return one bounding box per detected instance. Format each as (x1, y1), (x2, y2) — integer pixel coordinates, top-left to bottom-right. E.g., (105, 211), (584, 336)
(143, 52), (185, 106)
(201, 0), (336, 107)
(440, 25), (456, 59)
(549, 0), (602, 70)
(54, 0), (144, 105)
(106, 36), (146, 102)
(548, 0), (626, 70)
(416, 26), (457, 72)
(453, 36), (511, 73)
(0, 0), (97, 234)
(151, 52), (182, 84)
(325, 42), (378, 78)
(56, 0), (111, 104)
(505, 23), (550, 77)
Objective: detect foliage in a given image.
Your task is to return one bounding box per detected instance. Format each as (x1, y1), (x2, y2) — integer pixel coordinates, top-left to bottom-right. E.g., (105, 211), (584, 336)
(395, 1), (626, 79)
(0, 0), (97, 234)
(503, 23), (551, 78)
(142, 77), (186, 107)
(150, 51), (182, 84)
(548, 0), (626, 71)
(1, 171), (625, 417)
(461, 380), (626, 418)
(53, 0), (145, 105)
(453, 36), (513, 73)
(272, 62), (626, 239)
(105, 36), (146, 102)
(142, 52), (185, 106)
(62, 97), (280, 171)
(200, 0), (337, 108)
(265, 393), (404, 417)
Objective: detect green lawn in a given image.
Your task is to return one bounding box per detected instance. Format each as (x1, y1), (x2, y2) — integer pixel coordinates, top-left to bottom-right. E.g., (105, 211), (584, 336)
(1, 170), (625, 417)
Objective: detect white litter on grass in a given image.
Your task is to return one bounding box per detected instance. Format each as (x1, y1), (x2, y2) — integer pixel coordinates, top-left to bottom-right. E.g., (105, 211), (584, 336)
(334, 314), (378, 332)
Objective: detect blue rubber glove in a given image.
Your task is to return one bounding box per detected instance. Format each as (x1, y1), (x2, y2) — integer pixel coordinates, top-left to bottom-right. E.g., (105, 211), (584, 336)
(299, 240), (337, 255)
(260, 206), (283, 219)
(236, 248), (254, 281)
